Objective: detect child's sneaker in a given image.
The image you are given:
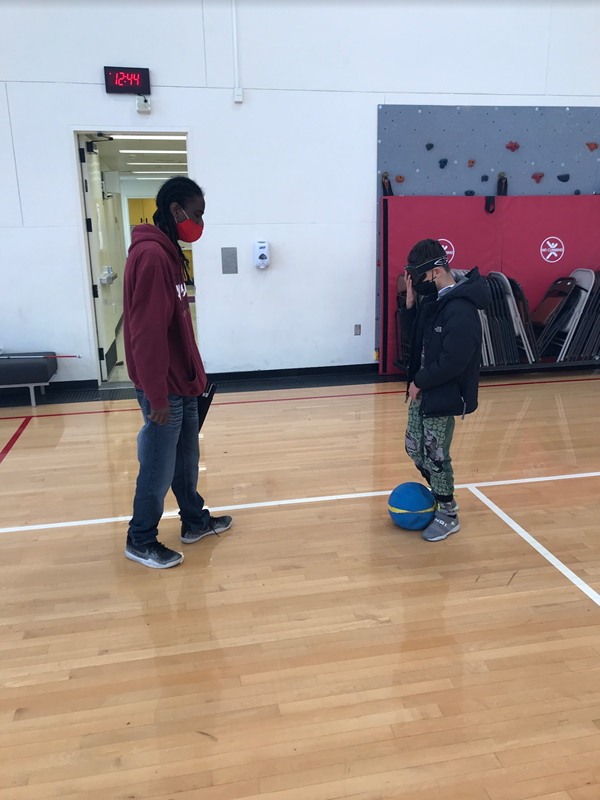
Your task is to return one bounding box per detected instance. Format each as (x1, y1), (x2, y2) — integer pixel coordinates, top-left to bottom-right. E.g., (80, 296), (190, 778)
(422, 502), (460, 542)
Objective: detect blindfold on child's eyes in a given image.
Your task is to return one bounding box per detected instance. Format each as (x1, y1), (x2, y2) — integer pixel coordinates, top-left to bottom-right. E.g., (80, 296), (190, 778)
(405, 256), (449, 283)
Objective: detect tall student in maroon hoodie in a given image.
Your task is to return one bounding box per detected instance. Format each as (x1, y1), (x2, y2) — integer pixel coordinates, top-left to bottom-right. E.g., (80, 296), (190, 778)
(123, 177), (232, 569)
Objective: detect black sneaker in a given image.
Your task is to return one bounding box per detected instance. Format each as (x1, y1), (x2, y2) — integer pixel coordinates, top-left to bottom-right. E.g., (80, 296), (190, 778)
(125, 539), (184, 569)
(181, 515), (233, 544)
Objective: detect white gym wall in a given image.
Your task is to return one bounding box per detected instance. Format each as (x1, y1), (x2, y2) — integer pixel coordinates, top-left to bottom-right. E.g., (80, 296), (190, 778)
(1, 0), (599, 381)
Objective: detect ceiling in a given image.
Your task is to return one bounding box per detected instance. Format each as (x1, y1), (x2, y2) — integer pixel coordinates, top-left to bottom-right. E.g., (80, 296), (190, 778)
(88, 133), (188, 180)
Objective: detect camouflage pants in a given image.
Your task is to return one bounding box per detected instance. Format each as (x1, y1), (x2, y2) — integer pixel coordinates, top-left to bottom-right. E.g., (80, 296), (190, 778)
(405, 399), (455, 501)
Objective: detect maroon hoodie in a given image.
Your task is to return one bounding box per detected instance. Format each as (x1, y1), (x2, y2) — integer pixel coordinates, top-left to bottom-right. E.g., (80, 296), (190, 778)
(123, 224), (207, 410)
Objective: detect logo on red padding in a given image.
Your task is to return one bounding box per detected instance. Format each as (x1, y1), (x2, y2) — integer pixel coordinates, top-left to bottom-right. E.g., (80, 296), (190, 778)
(438, 239), (455, 263)
(540, 237), (565, 262)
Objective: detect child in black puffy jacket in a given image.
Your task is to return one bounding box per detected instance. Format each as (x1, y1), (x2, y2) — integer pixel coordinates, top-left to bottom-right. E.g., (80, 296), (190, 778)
(400, 239), (491, 542)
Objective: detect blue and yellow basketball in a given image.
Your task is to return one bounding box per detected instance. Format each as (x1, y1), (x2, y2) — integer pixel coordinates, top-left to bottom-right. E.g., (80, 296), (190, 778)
(388, 482), (436, 530)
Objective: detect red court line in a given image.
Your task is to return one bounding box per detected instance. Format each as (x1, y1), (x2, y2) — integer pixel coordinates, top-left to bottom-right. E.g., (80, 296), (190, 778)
(1, 374), (600, 421)
(0, 418), (31, 464)
(1, 408), (139, 421)
(1, 390), (406, 420)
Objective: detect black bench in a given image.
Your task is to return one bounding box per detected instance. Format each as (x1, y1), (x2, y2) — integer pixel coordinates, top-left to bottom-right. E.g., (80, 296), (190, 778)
(0, 352), (58, 406)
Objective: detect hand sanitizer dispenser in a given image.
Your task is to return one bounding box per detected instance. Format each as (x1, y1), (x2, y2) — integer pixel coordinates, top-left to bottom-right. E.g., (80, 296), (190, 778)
(254, 241), (270, 269)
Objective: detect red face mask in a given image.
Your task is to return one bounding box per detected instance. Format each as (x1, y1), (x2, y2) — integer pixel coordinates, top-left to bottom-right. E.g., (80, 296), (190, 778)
(176, 209), (204, 243)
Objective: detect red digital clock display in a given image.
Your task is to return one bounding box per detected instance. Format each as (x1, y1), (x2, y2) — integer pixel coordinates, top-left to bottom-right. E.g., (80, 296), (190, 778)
(104, 67), (151, 95)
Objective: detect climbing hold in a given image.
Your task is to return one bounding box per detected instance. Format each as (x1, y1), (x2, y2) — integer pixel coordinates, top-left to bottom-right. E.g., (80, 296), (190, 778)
(439, 158), (448, 169)
(377, 260), (381, 266)
(557, 174), (570, 182)
(506, 141), (520, 152)
(532, 172), (545, 184)
(465, 190), (475, 196)
(481, 175), (489, 182)
(575, 189), (581, 195)
(468, 160), (476, 167)
(426, 143), (434, 151)
(395, 175), (405, 183)
(586, 143), (599, 152)
(381, 171), (394, 197)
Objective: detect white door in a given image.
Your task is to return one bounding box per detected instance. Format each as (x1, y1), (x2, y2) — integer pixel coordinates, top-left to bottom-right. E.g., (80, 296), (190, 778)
(78, 135), (124, 380)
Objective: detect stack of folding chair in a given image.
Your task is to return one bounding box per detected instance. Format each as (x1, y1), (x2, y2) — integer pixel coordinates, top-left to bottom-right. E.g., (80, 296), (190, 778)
(508, 278), (541, 362)
(532, 277), (581, 358)
(558, 270), (599, 361)
(580, 290), (600, 360)
(490, 272), (536, 364)
(555, 269), (596, 361)
(485, 274), (521, 366)
(576, 273), (600, 360)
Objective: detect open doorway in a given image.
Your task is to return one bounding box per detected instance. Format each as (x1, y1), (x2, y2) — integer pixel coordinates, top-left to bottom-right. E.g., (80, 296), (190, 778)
(77, 132), (193, 384)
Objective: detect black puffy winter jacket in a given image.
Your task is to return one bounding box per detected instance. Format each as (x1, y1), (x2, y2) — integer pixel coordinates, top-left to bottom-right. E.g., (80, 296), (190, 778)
(400, 268), (491, 418)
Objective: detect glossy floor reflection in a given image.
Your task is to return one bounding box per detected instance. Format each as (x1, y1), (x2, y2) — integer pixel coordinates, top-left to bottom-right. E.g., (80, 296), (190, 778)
(1, 374), (600, 798)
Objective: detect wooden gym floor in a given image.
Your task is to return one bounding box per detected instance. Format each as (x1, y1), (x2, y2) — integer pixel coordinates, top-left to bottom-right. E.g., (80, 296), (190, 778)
(1, 373), (600, 799)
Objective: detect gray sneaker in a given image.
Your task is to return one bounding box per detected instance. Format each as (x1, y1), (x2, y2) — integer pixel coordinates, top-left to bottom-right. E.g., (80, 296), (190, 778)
(181, 515), (233, 544)
(125, 539), (184, 569)
(422, 504), (460, 542)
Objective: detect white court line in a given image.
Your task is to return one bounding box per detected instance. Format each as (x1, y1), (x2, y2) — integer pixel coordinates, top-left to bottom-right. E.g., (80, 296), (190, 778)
(2, 469), (600, 535)
(0, 496), (363, 535)
(467, 470), (600, 489)
(0, 491), (393, 535)
(468, 485), (600, 608)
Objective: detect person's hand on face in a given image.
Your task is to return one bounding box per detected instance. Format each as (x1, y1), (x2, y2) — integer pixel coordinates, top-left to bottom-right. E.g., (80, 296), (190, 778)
(405, 273), (416, 308)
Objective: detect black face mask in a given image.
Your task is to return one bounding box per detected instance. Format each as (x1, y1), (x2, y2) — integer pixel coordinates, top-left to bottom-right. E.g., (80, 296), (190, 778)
(413, 277), (438, 297)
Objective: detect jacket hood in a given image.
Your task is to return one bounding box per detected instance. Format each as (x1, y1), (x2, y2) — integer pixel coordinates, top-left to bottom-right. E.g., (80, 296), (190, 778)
(439, 267), (491, 311)
(129, 224), (180, 262)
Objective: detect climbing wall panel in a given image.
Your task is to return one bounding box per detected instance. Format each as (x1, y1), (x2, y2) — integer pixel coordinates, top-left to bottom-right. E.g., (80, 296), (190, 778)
(377, 105), (600, 199)
(376, 104), (600, 351)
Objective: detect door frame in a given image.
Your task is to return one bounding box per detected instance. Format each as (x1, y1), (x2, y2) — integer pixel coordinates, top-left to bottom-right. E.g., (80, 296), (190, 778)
(77, 133), (112, 381)
(72, 126), (195, 385)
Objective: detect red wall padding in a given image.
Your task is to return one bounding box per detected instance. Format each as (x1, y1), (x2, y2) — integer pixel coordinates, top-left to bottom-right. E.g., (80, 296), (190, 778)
(501, 196), (600, 310)
(380, 195), (600, 375)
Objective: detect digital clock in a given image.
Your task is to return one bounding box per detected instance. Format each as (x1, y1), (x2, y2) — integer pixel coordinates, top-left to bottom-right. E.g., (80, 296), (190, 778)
(104, 67), (151, 95)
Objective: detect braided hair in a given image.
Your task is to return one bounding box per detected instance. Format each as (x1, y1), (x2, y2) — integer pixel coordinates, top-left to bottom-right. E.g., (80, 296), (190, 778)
(153, 177), (204, 280)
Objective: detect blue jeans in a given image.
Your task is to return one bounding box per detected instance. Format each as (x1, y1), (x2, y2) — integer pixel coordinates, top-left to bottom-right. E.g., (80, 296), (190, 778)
(128, 391), (210, 547)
